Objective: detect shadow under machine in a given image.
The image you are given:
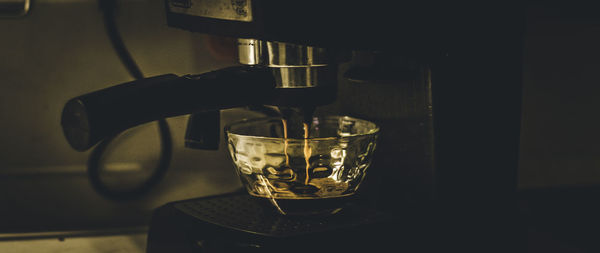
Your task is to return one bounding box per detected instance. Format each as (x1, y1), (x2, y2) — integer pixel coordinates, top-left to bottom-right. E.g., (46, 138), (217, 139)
(60, 0), (525, 252)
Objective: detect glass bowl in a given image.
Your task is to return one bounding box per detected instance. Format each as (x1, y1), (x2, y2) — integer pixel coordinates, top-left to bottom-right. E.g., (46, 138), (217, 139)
(225, 115), (379, 215)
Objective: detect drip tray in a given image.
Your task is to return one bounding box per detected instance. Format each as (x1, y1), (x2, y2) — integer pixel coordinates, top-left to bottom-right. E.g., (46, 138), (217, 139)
(174, 194), (388, 237)
(146, 192), (412, 253)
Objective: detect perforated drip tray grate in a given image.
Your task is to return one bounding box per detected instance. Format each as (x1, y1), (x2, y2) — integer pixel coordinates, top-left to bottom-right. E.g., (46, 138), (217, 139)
(174, 193), (390, 238)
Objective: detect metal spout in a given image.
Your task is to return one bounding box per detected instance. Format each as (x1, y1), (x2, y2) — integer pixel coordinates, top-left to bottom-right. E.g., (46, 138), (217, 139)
(237, 39), (334, 89)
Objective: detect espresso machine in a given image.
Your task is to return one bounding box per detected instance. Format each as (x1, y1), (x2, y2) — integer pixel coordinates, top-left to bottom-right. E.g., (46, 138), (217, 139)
(61, 0), (526, 252)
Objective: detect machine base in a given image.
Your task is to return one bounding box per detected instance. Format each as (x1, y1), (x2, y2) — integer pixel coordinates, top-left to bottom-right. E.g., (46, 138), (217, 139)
(146, 191), (426, 252)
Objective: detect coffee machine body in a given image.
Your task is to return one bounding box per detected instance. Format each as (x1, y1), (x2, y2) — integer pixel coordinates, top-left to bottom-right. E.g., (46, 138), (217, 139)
(145, 0), (525, 252)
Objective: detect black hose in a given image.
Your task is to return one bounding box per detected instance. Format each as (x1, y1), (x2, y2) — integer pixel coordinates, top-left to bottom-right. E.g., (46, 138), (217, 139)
(88, 120), (172, 201)
(88, 0), (172, 201)
(98, 0), (143, 79)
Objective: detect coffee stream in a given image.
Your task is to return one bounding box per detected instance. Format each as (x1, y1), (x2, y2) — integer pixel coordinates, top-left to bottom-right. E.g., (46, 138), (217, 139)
(278, 106), (315, 139)
(278, 106), (315, 184)
(256, 107), (352, 215)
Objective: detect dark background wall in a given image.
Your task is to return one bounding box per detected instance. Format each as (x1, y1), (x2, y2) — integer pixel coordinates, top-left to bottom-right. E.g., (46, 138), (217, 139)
(519, 6), (600, 188)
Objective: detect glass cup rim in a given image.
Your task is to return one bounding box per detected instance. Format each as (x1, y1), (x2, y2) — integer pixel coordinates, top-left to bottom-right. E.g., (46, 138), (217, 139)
(224, 115), (380, 141)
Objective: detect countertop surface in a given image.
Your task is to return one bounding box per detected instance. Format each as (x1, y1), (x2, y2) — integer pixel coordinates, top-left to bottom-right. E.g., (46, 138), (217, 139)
(0, 234), (147, 253)
(1, 186), (599, 252)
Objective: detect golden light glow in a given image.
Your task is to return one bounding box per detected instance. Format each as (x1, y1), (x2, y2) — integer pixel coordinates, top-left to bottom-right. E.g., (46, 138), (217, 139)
(281, 120), (312, 185)
(281, 119), (290, 168)
(303, 123), (312, 185)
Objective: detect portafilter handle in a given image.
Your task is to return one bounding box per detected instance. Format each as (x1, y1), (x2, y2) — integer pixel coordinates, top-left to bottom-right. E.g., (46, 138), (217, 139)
(61, 66), (276, 151)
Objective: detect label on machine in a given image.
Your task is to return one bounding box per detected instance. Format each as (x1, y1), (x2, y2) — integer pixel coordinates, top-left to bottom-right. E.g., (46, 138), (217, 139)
(168, 0), (253, 22)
